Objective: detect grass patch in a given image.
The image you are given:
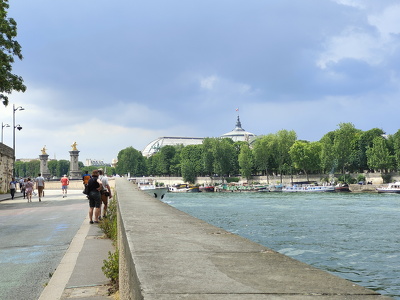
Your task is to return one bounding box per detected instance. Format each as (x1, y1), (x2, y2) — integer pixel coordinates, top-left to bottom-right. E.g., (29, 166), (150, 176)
(99, 193), (119, 295)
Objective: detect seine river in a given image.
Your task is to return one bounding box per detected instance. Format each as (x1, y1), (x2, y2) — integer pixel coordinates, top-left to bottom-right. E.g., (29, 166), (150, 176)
(162, 191), (400, 299)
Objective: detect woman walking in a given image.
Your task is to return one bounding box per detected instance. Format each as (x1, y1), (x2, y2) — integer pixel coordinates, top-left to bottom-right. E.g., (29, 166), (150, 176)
(25, 178), (34, 203)
(87, 170), (102, 224)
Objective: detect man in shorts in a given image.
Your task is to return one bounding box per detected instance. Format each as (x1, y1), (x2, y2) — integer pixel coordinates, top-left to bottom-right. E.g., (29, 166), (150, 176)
(60, 175), (69, 198)
(98, 169), (112, 219)
(35, 173), (45, 202)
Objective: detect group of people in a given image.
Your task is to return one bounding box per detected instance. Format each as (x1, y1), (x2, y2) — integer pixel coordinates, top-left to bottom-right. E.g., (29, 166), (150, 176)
(9, 174), (46, 202)
(9, 170), (113, 223)
(82, 169), (112, 224)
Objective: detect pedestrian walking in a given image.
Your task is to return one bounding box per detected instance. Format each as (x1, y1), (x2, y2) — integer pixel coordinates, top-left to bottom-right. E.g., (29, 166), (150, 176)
(98, 169), (112, 219)
(60, 175), (69, 198)
(35, 173), (45, 201)
(21, 178), (26, 199)
(82, 170), (91, 186)
(25, 178), (34, 203)
(9, 178), (17, 200)
(87, 170), (102, 224)
(19, 177), (24, 192)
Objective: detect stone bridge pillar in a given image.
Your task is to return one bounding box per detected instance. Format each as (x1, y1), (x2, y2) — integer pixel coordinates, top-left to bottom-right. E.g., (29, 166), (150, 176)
(69, 150), (81, 179)
(39, 154), (50, 180)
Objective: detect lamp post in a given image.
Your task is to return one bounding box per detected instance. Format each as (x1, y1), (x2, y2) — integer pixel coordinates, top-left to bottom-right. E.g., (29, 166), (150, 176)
(13, 104), (24, 176)
(1, 122), (10, 143)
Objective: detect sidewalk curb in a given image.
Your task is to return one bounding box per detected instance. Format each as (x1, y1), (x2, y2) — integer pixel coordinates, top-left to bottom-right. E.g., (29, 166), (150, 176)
(39, 218), (91, 300)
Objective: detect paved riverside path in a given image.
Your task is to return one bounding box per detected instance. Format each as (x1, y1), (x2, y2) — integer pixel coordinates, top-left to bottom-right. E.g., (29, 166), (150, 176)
(117, 177), (392, 299)
(0, 190), (113, 300)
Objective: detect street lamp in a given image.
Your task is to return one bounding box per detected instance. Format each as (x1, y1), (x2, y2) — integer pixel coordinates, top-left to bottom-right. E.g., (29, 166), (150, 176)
(1, 122), (10, 143)
(13, 104), (24, 176)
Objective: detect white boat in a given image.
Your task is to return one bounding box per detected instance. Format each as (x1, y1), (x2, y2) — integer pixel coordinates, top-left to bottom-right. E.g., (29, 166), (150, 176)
(169, 184), (191, 192)
(376, 182), (400, 193)
(282, 185), (335, 192)
(136, 178), (168, 200)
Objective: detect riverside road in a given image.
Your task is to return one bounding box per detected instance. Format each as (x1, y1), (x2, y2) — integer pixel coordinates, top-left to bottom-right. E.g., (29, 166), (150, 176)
(0, 190), (88, 300)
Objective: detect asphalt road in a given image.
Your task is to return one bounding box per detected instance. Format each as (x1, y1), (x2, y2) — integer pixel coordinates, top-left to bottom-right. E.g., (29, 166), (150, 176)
(0, 190), (88, 300)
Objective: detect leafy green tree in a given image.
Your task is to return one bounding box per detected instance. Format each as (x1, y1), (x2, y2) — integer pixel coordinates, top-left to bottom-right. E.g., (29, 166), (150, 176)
(157, 145), (176, 176)
(333, 123), (361, 173)
(47, 160), (58, 177)
(0, 1), (26, 106)
(25, 160), (40, 177)
(169, 145), (184, 177)
(146, 155), (157, 176)
(354, 128), (385, 172)
(366, 136), (394, 173)
(116, 147), (146, 176)
(238, 143), (253, 181)
(319, 131), (336, 173)
(58, 160), (70, 177)
(202, 138), (216, 176)
(14, 160), (26, 177)
(181, 145), (203, 183)
(252, 134), (278, 183)
(390, 129), (400, 170)
(289, 141), (322, 181)
(212, 138), (236, 180)
(275, 129), (297, 181)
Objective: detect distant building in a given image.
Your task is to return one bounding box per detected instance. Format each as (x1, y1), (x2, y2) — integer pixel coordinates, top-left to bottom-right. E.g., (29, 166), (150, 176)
(142, 137), (204, 157)
(85, 159), (110, 167)
(221, 115), (256, 142)
(142, 115), (256, 157)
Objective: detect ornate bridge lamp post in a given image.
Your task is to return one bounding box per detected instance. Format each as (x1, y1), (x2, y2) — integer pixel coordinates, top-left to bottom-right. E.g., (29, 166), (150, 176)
(13, 104), (24, 176)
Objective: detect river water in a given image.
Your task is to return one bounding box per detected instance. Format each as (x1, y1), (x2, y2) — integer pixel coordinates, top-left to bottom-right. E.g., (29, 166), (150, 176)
(162, 191), (400, 299)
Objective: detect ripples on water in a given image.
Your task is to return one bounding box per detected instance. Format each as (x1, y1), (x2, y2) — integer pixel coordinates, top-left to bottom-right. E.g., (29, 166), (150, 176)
(163, 192), (400, 299)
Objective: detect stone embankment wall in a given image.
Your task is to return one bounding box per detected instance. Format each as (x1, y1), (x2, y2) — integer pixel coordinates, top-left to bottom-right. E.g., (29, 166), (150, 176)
(136, 173), (398, 186)
(115, 177), (392, 299)
(0, 143), (14, 193)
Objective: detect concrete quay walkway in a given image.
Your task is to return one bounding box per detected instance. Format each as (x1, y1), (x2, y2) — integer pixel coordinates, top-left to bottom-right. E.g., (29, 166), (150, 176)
(117, 178), (393, 299)
(39, 219), (114, 300)
(0, 191), (114, 300)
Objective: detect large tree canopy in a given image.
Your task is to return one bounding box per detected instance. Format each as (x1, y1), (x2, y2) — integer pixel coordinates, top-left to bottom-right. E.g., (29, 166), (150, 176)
(0, 0), (26, 106)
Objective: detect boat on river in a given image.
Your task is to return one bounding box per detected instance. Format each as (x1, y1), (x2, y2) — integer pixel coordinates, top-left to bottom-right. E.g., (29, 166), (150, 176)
(256, 186), (270, 192)
(199, 186), (215, 192)
(169, 184), (190, 192)
(169, 184), (201, 192)
(136, 178), (168, 200)
(376, 182), (400, 193)
(335, 183), (351, 192)
(282, 185), (335, 192)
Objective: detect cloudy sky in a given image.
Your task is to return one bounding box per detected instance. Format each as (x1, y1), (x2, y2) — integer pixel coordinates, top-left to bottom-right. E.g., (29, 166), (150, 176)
(1, 0), (400, 163)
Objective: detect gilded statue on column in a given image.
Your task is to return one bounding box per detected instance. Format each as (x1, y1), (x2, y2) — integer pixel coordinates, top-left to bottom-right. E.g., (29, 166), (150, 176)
(41, 146), (47, 155)
(71, 142), (78, 151)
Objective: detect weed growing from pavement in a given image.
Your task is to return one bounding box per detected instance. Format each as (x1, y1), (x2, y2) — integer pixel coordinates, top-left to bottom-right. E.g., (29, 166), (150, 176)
(99, 193), (119, 294)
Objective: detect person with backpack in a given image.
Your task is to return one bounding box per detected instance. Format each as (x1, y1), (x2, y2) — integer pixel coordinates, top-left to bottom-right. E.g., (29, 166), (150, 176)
(87, 170), (102, 224)
(98, 169), (112, 219)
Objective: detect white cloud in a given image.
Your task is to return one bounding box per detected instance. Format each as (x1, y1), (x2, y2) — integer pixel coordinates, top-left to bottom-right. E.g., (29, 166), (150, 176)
(200, 75), (219, 90)
(368, 4), (400, 38)
(317, 27), (382, 69)
(319, 2), (400, 69)
(331, 0), (365, 9)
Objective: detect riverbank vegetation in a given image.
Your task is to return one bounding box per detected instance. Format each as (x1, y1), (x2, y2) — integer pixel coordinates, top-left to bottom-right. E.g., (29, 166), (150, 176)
(116, 123), (400, 184)
(99, 196), (119, 296)
(13, 123), (400, 184)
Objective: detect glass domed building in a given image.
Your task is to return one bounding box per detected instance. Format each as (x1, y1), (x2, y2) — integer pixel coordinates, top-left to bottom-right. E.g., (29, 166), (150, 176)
(142, 115), (256, 157)
(142, 137), (204, 157)
(220, 115), (256, 142)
